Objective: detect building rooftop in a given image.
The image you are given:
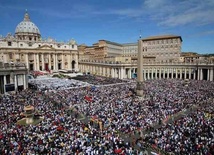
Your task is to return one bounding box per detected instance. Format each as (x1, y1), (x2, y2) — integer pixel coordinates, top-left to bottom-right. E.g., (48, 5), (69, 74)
(142, 35), (182, 42)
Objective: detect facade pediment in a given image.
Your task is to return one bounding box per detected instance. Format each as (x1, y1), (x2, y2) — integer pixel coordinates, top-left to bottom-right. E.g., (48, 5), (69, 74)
(37, 45), (55, 50)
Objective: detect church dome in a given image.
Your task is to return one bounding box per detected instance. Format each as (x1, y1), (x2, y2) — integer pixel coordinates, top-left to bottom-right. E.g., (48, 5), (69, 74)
(15, 11), (40, 34)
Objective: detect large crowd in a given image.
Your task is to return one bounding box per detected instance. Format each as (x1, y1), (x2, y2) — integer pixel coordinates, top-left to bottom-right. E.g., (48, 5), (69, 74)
(0, 75), (213, 154)
(28, 77), (91, 91)
(144, 103), (214, 154)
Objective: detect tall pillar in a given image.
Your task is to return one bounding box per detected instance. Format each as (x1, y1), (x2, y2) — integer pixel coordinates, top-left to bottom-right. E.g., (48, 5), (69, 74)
(48, 54), (51, 70)
(128, 68), (132, 79)
(200, 68), (203, 80)
(167, 68), (169, 79)
(53, 54), (56, 70)
(55, 54), (58, 71)
(14, 75), (17, 92)
(175, 69), (178, 79)
(207, 69), (210, 81)
(171, 69), (173, 79)
(136, 39), (144, 96)
(3, 75), (6, 93)
(111, 68), (114, 78)
(103, 67), (105, 76)
(180, 69), (182, 79)
(121, 68), (124, 79)
(23, 74), (26, 89)
(118, 68), (120, 78)
(210, 68), (213, 81)
(25, 54), (29, 69)
(159, 69), (161, 79)
(197, 69), (200, 80)
(144, 69), (146, 80)
(36, 54), (39, 70)
(41, 54), (44, 70)
(34, 53), (37, 70)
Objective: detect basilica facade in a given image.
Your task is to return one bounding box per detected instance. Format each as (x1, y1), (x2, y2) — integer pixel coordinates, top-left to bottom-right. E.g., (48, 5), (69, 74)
(0, 11), (78, 72)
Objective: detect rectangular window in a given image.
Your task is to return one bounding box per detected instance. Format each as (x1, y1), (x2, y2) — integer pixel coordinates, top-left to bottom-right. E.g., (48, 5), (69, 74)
(8, 42), (12, 46)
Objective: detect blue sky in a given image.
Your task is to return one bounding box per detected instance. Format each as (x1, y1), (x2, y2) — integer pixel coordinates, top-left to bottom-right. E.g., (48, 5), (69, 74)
(0, 0), (214, 54)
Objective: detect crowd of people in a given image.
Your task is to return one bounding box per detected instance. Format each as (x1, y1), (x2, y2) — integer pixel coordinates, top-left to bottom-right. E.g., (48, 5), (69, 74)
(144, 101), (214, 154)
(28, 77), (91, 91)
(0, 75), (213, 154)
(71, 75), (124, 85)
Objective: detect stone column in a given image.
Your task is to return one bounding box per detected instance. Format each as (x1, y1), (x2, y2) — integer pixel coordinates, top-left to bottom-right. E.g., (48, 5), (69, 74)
(3, 75), (6, 93)
(200, 68), (203, 80)
(167, 68), (169, 79)
(36, 54), (39, 70)
(14, 75), (17, 92)
(193, 70), (196, 80)
(159, 69), (161, 79)
(197, 69), (200, 80)
(128, 68), (131, 79)
(23, 74), (26, 89)
(111, 68), (114, 78)
(41, 54), (44, 70)
(48, 54), (51, 70)
(53, 54), (56, 70)
(103, 67), (105, 76)
(34, 53), (37, 70)
(55, 54), (58, 70)
(180, 69), (182, 79)
(163, 68), (165, 79)
(207, 69), (210, 81)
(25, 54), (29, 69)
(184, 68), (187, 79)
(155, 68), (157, 79)
(136, 39), (144, 96)
(210, 68), (213, 81)
(144, 69), (146, 80)
(171, 69), (173, 79)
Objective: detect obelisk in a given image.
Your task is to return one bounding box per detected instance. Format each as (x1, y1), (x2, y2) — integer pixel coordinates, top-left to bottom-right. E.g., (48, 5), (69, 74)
(136, 39), (144, 96)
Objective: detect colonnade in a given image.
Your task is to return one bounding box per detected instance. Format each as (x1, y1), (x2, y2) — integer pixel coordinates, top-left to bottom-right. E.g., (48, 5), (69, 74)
(79, 63), (214, 81)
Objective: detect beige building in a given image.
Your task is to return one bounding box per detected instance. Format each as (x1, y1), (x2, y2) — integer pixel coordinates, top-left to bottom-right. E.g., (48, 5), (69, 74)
(122, 42), (138, 57)
(0, 11), (79, 72)
(78, 40), (137, 61)
(141, 35), (182, 62)
(79, 36), (213, 81)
